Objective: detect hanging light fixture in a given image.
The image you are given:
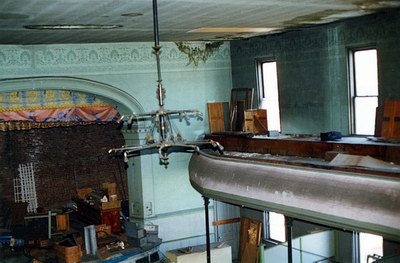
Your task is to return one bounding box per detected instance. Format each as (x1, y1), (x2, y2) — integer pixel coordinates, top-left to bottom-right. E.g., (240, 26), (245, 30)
(109, 0), (223, 166)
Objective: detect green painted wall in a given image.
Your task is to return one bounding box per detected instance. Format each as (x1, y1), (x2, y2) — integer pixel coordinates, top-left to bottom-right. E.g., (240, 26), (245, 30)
(230, 11), (400, 135)
(0, 41), (232, 249)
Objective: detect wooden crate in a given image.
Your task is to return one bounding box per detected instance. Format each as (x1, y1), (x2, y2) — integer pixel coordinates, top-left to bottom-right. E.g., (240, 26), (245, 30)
(381, 100), (400, 138)
(97, 200), (121, 210)
(244, 109), (268, 134)
(55, 244), (82, 263)
(100, 208), (121, 233)
(207, 102), (226, 133)
(76, 188), (93, 199)
(56, 214), (70, 232)
(95, 224), (112, 238)
(102, 182), (117, 196)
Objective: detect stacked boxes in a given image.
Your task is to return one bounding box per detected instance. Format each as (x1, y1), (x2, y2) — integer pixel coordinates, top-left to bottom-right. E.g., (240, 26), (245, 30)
(144, 224), (159, 243)
(98, 182), (121, 209)
(125, 222), (161, 247)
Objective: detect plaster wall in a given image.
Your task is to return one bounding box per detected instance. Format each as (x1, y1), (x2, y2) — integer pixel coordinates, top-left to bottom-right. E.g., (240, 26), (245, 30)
(230, 11), (400, 135)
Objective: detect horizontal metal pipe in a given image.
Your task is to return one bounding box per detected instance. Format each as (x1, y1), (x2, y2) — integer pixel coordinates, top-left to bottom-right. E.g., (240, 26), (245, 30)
(188, 151), (400, 241)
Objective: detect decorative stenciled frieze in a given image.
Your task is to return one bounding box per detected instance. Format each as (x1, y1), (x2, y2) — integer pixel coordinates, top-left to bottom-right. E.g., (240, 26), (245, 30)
(0, 47), (32, 67)
(0, 42), (231, 78)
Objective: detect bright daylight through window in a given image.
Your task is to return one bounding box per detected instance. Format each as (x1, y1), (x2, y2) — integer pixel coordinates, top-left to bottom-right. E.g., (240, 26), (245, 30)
(360, 232), (383, 263)
(268, 211), (286, 242)
(259, 61), (281, 132)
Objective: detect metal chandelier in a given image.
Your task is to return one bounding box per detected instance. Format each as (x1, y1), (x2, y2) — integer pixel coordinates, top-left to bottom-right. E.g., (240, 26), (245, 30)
(108, 0), (223, 166)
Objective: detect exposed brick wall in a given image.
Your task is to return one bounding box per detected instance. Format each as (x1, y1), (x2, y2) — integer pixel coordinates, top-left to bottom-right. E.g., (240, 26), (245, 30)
(0, 123), (128, 213)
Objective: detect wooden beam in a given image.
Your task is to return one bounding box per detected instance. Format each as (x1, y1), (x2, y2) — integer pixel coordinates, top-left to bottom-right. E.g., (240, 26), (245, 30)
(213, 217), (240, 226)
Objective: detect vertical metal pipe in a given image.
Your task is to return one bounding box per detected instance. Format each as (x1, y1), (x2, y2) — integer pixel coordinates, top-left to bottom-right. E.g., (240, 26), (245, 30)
(204, 196), (211, 263)
(152, 0), (163, 105)
(48, 210), (52, 239)
(286, 217), (293, 263)
(213, 200), (219, 243)
(352, 232), (360, 263)
(152, 0), (159, 47)
(152, 0), (166, 141)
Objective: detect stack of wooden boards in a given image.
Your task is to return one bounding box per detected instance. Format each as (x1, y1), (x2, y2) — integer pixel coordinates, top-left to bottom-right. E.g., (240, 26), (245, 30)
(207, 102), (268, 134)
(207, 88), (270, 134)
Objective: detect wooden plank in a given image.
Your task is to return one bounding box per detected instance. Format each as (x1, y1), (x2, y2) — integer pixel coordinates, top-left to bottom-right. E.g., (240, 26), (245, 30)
(207, 102), (225, 133)
(239, 217), (262, 263)
(375, 105), (383, 137)
(381, 100), (400, 138)
(213, 217), (240, 226)
(235, 101), (245, 132)
(394, 101), (400, 138)
(230, 88), (254, 131)
(253, 109), (268, 134)
(244, 111), (254, 133)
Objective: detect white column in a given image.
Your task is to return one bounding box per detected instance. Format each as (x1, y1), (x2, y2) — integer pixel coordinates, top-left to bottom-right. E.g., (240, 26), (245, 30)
(121, 125), (156, 222)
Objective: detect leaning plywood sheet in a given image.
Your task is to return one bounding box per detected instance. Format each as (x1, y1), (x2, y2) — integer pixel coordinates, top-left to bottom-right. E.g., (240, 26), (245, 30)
(381, 100), (400, 138)
(207, 102), (226, 133)
(239, 217), (262, 263)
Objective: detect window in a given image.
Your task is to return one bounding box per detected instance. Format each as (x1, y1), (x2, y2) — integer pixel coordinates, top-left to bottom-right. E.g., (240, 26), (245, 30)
(258, 60), (281, 131)
(264, 211), (286, 242)
(359, 233), (383, 263)
(349, 48), (379, 135)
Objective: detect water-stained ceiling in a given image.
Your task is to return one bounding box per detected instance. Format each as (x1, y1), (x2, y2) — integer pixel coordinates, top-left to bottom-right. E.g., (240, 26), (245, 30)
(0, 0), (399, 44)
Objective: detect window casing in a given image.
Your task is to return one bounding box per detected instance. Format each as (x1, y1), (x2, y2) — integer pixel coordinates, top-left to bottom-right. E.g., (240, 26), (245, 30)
(263, 211), (286, 243)
(349, 48), (379, 135)
(258, 60), (281, 132)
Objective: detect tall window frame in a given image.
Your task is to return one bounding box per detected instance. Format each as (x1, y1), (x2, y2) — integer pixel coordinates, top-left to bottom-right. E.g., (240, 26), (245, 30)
(257, 59), (281, 132)
(348, 47), (379, 135)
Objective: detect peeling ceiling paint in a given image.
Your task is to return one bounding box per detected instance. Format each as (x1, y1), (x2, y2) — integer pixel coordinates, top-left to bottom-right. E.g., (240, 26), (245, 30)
(0, 0), (398, 44)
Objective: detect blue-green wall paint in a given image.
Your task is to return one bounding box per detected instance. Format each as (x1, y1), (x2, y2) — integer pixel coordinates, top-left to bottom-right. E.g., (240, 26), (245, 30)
(230, 11), (400, 135)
